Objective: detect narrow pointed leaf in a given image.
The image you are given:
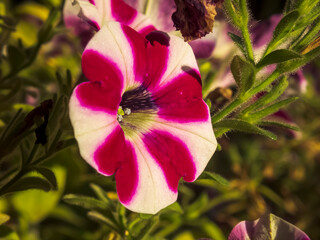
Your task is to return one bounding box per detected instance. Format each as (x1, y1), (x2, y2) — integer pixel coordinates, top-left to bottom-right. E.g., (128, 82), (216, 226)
(257, 49), (302, 68)
(228, 32), (246, 54)
(87, 211), (120, 233)
(136, 216), (159, 240)
(259, 120), (300, 131)
(63, 194), (109, 210)
(248, 97), (298, 122)
(269, 11), (300, 49)
(242, 76), (288, 115)
(89, 183), (112, 205)
(231, 55), (255, 94)
(214, 119), (277, 140)
(277, 45), (320, 73)
(199, 171), (229, 186)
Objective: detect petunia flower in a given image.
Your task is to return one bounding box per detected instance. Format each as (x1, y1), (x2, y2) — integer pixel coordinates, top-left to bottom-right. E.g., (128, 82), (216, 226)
(69, 22), (217, 214)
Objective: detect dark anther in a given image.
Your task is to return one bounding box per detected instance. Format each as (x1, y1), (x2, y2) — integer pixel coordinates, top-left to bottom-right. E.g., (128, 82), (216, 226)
(120, 86), (156, 112)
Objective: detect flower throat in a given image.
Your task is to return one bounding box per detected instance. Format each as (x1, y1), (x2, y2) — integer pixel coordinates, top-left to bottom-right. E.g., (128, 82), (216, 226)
(117, 86), (157, 138)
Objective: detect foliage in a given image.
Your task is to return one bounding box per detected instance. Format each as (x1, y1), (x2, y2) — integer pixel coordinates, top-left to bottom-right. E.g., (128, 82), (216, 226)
(0, 0), (319, 239)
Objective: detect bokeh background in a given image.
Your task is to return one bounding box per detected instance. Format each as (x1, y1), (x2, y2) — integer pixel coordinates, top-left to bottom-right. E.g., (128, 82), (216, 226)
(1, 0), (319, 239)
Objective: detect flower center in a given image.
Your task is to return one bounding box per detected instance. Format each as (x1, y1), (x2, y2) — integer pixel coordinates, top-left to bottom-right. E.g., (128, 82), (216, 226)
(117, 106), (131, 122)
(117, 86), (157, 138)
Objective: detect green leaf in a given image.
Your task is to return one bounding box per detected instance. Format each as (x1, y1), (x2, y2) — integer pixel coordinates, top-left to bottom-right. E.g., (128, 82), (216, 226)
(32, 167), (57, 190)
(11, 166), (66, 224)
(162, 202), (183, 214)
(231, 55), (255, 94)
(241, 76), (289, 115)
(214, 119), (277, 140)
(199, 219), (226, 240)
(257, 49), (302, 68)
(136, 215), (159, 240)
(7, 45), (25, 70)
(247, 97), (299, 122)
(5, 177), (52, 194)
(63, 194), (109, 210)
(0, 213), (10, 225)
(277, 43), (320, 73)
(268, 11), (300, 51)
(38, 9), (60, 43)
(228, 32), (246, 54)
(259, 120), (300, 131)
(87, 211), (120, 233)
(186, 193), (209, 219)
(89, 183), (113, 205)
(199, 171), (229, 186)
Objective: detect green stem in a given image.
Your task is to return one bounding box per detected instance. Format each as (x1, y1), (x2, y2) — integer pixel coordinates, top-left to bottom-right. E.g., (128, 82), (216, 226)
(0, 109), (23, 142)
(212, 98), (243, 124)
(25, 143), (40, 166)
(211, 70), (281, 124)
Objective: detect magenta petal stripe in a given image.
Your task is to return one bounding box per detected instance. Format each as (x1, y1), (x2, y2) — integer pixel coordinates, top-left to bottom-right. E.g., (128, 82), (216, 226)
(94, 126), (126, 176)
(121, 25), (148, 83)
(111, 0), (137, 25)
(84, 24), (148, 90)
(151, 117), (217, 180)
(75, 81), (121, 114)
(120, 138), (178, 213)
(154, 71), (208, 122)
(144, 33), (200, 90)
(82, 50), (124, 90)
(143, 130), (196, 192)
(143, 31), (169, 90)
(115, 140), (139, 204)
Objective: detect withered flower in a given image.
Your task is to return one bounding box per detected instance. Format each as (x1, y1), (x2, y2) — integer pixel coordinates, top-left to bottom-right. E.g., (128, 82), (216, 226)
(172, 0), (223, 41)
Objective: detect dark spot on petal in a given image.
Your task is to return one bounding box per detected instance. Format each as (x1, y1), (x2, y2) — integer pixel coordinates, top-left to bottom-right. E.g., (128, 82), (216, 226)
(146, 31), (170, 47)
(181, 66), (202, 85)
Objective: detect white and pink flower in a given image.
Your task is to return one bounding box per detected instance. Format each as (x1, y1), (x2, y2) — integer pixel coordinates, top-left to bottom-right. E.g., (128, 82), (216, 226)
(69, 22), (217, 213)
